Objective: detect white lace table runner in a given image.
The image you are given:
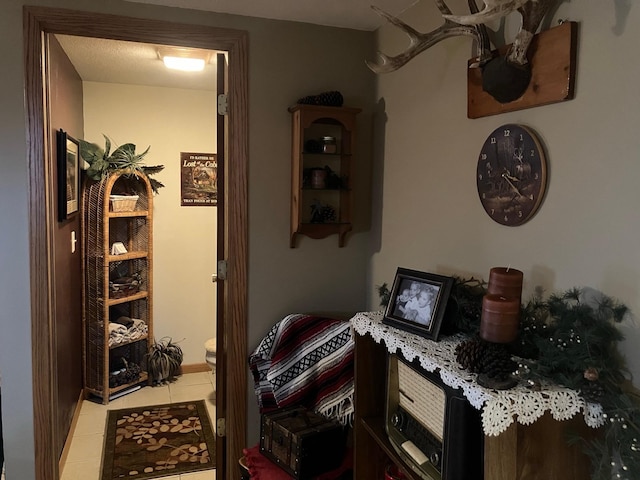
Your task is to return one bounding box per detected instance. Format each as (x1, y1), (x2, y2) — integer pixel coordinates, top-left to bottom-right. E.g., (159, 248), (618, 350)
(350, 311), (604, 436)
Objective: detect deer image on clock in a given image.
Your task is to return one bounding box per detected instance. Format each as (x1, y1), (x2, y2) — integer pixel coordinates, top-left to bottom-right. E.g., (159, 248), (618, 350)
(476, 124), (547, 226)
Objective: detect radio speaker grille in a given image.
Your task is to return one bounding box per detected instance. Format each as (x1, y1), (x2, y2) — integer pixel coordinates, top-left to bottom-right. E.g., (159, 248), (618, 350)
(398, 359), (446, 442)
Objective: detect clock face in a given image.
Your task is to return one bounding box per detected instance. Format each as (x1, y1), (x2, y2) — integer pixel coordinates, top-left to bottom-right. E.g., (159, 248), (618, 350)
(476, 124), (547, 226)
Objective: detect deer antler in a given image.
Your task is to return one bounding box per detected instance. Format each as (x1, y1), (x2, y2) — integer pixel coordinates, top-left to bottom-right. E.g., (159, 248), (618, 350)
(446, 0), (559, 102)
(444, 0), (530, 25)
(366, 0), (492, 74)
(368, 0), (559, 104)
(444, 0), (559, 66)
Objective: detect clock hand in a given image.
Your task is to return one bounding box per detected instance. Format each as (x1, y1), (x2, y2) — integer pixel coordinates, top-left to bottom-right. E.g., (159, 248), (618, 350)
(502, 172), (523, 197)
(501, 166), (517, 180)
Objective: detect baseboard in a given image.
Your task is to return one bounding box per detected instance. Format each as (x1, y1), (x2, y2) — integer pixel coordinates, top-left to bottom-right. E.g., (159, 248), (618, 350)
(180, 363), (211, 374)
(59, 390), (84, 474)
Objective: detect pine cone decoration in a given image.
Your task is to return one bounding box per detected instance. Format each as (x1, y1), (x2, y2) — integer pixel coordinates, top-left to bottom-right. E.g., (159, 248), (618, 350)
(480, 344), (517, 381)
(456, 337), (516, 380)
(297, 95), (315, 105)
(109, 359), (141, 387)
(297, 91), (344, 107)
(456, 337), (486, 373)
(321, 205), (336, 222)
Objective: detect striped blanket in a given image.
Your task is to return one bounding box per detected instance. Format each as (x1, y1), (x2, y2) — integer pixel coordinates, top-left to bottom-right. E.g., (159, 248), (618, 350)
(249, 314), (354, 425)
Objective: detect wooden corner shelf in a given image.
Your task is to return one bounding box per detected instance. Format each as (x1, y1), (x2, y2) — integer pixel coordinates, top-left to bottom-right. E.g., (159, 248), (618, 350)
(289, 104), (361, 247)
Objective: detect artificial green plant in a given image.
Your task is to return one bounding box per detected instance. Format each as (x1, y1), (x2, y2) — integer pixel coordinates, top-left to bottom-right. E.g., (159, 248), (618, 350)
(79, 134), (165, 193)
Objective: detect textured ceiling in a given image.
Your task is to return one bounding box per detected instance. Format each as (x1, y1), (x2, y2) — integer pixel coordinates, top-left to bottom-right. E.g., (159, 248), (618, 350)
(55, 34), (221, 91)
(57, 1), (418, 91)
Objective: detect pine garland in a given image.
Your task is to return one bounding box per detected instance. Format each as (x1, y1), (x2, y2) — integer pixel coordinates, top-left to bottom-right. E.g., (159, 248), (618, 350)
(376, 282), (391, 307)
(515, 288), (638, 480)
(376, 278), (640, 479)
(447, 276), (486, 334)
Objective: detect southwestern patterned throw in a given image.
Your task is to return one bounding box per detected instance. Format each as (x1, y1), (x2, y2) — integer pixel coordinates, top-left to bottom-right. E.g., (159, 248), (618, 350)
(249, 314), (354, 425)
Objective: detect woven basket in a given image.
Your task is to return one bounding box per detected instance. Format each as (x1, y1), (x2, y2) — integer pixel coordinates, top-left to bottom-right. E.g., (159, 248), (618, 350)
(110, 194), (139, 212)
(108, 361), (142, 388)
(109, 276), (141, 298)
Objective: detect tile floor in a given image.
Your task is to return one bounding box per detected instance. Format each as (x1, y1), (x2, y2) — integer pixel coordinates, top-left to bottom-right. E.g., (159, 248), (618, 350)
(60, 371), (217, 480)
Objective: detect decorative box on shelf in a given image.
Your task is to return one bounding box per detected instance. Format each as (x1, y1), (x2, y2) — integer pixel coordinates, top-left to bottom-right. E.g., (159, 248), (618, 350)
(260, 406), (346, 479)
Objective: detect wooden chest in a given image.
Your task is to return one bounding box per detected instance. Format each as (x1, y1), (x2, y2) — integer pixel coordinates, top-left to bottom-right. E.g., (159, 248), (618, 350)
(260, 406), (346, 479)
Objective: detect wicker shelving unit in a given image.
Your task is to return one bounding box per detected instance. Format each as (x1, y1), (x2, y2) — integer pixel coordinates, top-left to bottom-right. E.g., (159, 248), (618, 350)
(82, 169), (153, 404)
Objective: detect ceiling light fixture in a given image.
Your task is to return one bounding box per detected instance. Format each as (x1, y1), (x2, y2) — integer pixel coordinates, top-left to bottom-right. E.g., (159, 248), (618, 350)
(157, 47), (211, 72)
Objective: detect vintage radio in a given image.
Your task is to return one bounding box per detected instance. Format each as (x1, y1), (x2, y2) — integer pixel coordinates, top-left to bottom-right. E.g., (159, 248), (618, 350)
(260, 406), (346, 479)
(385, 354), (484, 480)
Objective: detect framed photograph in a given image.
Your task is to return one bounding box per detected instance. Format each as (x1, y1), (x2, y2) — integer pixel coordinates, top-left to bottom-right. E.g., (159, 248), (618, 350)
(57, 129), (80, 220)
(383, 268), (454, 341)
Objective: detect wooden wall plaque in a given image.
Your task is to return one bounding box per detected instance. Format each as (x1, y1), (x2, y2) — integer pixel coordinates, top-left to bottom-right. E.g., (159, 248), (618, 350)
(467, 21), (578, 119)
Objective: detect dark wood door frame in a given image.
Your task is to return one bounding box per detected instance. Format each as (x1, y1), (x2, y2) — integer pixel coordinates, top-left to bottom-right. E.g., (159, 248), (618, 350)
(24, 7), (248, 480)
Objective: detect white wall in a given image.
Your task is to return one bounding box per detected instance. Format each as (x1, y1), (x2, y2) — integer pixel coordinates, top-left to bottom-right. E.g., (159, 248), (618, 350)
(370, 0), (640, 383)
(83, 81), (217, 365)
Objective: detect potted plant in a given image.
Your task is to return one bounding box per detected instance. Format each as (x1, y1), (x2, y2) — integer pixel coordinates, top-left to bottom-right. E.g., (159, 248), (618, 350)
(147, 337), (184, 385)
(79, 134), (165, 193)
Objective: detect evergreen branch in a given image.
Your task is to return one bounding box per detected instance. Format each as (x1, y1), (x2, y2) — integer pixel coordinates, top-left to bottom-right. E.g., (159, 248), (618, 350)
(376, 283), (390, 307)
(455, 281), (638, 478)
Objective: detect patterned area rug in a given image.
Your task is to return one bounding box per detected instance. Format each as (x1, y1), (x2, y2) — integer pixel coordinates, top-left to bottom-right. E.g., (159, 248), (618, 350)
(101, 400), (216, 480)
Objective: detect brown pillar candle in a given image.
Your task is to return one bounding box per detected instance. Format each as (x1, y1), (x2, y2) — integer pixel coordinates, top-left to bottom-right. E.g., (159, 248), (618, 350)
(480, 294), (521, 343)
(487, 267), (523, 301)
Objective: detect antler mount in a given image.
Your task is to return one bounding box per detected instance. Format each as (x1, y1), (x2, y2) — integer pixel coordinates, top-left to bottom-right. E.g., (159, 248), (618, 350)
(369, 0), (560, 104)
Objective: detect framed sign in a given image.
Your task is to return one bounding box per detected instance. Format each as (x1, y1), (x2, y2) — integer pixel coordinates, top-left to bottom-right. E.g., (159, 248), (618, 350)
(383, 268), (454, 341)
(57, 129), (80, 221)
(180, 152), (217, 206)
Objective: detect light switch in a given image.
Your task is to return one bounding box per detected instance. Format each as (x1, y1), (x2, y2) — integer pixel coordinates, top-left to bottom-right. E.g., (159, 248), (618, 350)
(71, 230), (77, 253)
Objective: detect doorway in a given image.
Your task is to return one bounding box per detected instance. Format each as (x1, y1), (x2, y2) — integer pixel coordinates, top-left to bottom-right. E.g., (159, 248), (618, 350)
(53, 32), (222, 384)
(24, 7), (248, 480)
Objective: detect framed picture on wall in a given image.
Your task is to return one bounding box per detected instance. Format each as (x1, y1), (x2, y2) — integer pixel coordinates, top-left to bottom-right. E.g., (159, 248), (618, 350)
(180, 152), (218, 206)
(383, 268), (454, 341)
(57, 129), (80, 221)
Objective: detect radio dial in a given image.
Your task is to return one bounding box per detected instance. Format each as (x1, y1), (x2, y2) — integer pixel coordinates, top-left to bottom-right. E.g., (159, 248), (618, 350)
(391, 411), (405, 430)
(430, 451), (440, 467)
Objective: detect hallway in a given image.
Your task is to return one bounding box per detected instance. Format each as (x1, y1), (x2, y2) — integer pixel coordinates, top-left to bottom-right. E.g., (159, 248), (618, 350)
(60, 372), (216, 480)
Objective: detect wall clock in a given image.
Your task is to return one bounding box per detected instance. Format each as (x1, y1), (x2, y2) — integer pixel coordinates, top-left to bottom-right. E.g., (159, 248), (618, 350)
(476, 124), (547, 226)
